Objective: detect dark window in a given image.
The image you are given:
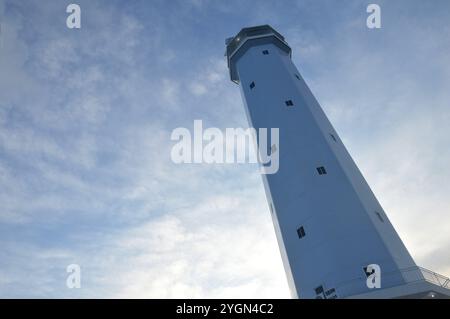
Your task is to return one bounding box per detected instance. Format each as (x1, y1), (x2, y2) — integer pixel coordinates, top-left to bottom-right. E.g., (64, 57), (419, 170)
(285, 100), (294, 107)
(325, 288), (336, 296)
(375, 211), (384, 223)
(295, 74), (301, 80)
(315, 285), (324, 295)
(249, 81), (255, 89)
(297, 226), (306, 238)
(262, 50), (269, 55)
(316, 166), (327, 175)
(316, 285), (337, 299)
(330, 133), (337, 142)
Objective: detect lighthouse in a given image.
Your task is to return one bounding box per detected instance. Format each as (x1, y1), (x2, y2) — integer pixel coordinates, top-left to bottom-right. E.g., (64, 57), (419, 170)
(226, 25), (450, 299)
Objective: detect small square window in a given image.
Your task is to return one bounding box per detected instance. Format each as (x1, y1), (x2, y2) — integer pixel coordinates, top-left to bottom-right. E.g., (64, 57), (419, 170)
(315, 285), (324, 295)
(249, 81), (255, 89)
(330, 133), (337, 142)
(297, 226), (306, 238)
(285, 100), (294, 107)
(375, 211), (384, 223)
(325, 288), (336, 297)
(295, 74), (300, 80)
(316, 166), (327, 175)
(262, 50), (269, 55)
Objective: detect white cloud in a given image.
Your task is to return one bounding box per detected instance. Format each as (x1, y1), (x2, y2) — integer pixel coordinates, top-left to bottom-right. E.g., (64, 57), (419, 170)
(189, 83), (208, 96)
(80, 191), (289, 298)
(161, 78), (181, 107)
(188, 59), (228, 98)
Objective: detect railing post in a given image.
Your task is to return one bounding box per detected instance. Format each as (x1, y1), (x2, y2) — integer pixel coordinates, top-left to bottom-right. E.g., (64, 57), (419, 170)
(443, 278), (450, 288)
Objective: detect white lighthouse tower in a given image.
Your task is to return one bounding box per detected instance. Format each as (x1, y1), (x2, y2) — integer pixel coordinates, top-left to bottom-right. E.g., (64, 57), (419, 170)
(226, 25), (450, 299)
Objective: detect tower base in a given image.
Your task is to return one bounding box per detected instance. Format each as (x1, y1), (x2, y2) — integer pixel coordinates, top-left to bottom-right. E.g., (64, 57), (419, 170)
(347, 278), (450, 299)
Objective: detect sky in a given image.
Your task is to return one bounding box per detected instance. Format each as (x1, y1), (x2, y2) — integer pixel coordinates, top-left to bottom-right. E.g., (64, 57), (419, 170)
(0, 0), (449, 298)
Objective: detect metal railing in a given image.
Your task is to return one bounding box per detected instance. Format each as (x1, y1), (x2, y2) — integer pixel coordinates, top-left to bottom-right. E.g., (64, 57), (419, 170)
(416, 266), (450, 288)
(334, 265), (450, 296)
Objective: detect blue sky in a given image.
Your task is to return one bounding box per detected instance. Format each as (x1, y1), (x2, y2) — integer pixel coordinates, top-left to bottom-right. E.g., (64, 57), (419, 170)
(0, 0), (449, 298)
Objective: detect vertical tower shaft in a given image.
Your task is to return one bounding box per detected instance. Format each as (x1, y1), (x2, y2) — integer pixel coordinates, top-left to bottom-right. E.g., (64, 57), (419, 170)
(226, 25), (421, 299)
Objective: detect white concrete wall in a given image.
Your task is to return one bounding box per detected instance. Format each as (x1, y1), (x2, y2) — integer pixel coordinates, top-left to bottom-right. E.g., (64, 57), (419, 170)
(234, 39), (416, 299)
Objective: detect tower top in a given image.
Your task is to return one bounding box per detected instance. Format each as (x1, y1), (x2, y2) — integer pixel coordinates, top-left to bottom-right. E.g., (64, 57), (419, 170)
(226, 25), (292, 84)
